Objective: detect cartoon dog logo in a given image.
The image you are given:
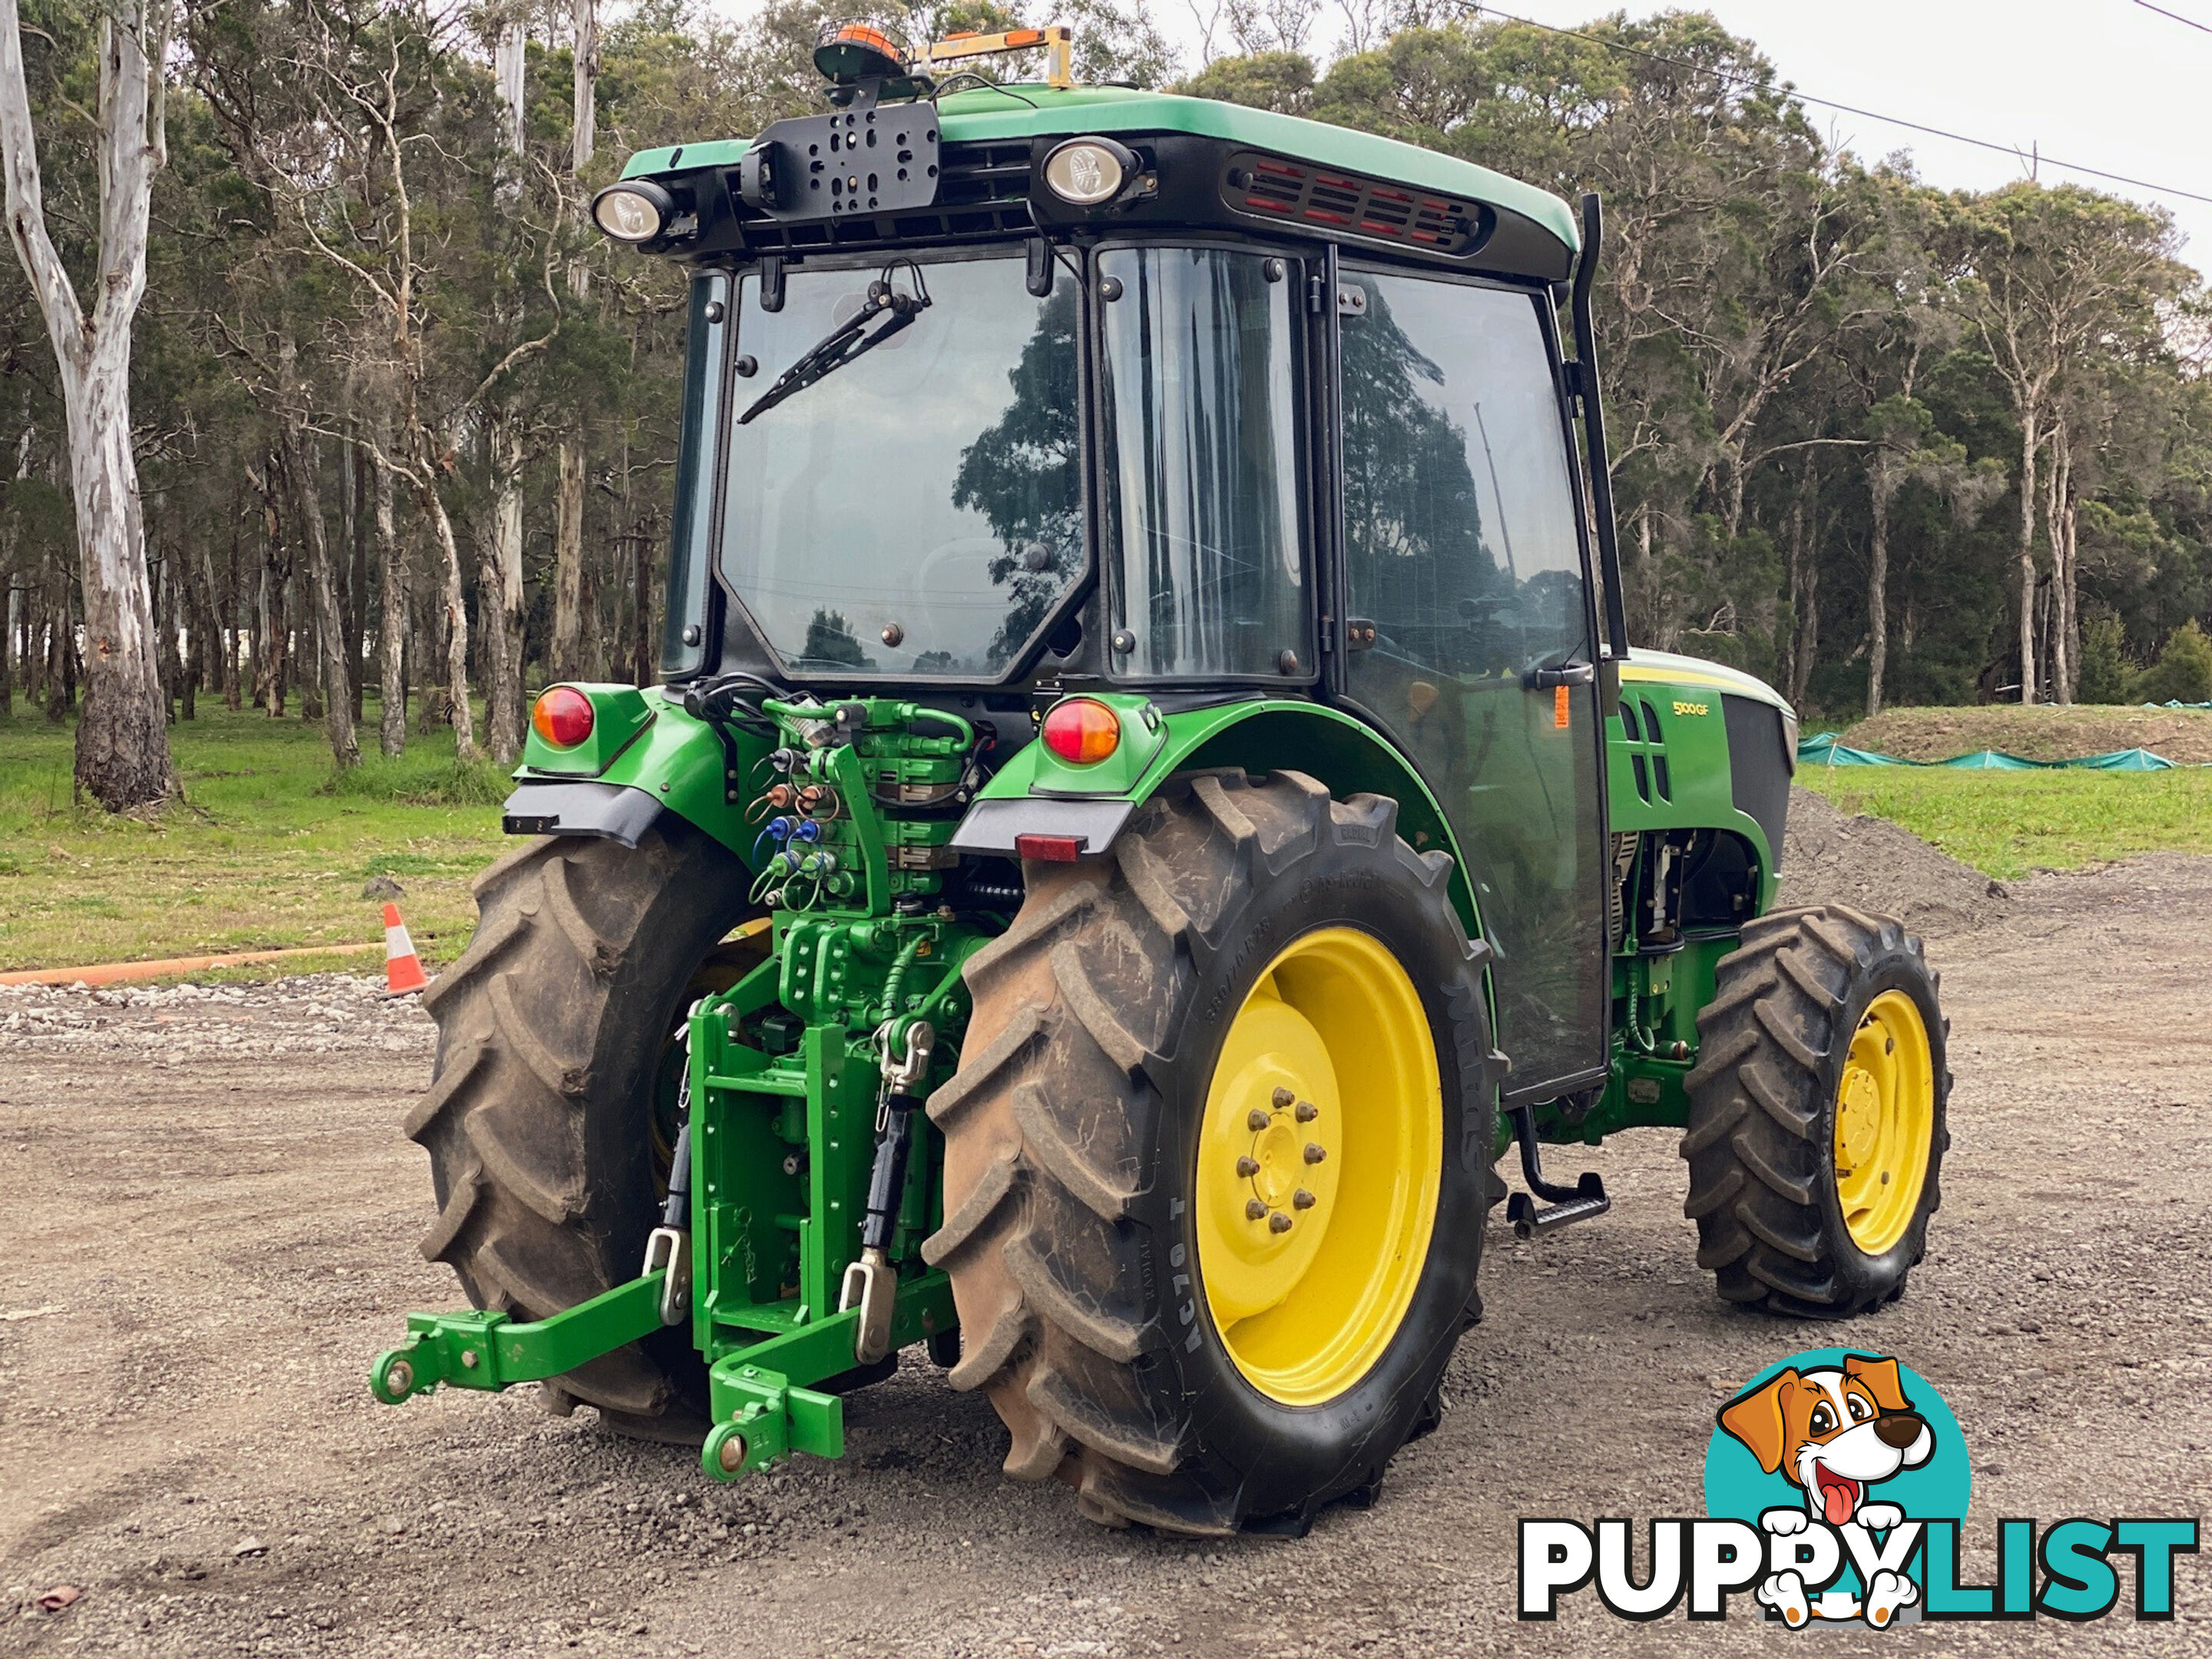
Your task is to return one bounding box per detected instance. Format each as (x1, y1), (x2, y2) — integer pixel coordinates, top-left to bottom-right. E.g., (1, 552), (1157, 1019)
(1717, 1353), (1936, 1628)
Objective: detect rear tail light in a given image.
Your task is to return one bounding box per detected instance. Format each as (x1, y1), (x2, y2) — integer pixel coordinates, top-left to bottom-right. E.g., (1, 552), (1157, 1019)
(1040, 697), (1121, 764)
(532, 687), (595, 749)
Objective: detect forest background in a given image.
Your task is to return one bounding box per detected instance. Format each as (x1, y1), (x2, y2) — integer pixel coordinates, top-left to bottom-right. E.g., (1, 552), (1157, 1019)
(2, 0), (2207, 808)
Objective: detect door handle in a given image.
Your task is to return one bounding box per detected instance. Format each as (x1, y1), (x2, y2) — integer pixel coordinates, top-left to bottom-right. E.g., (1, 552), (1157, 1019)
(1524, 662), (1597, 690)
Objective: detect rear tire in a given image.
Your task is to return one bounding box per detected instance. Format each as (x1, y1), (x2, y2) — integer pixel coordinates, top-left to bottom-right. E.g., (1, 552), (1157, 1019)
(926, 770), (1502, 1533)
(1681, 903), (1949, 1318)
(411, 822), (756, 1437)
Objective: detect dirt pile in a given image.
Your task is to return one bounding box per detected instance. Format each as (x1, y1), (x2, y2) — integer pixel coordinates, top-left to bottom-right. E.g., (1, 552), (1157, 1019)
(1776, 786), (2008, 933)
(1844, 703), (2212, 762)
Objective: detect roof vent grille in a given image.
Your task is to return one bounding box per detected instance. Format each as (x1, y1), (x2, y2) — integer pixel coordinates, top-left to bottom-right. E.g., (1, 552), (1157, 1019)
(1221, 151), (1490, 255)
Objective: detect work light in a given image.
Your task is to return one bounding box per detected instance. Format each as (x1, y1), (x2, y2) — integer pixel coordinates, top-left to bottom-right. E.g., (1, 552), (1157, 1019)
(592, 181), (675, 243)
(1041, 137), (1137, 207)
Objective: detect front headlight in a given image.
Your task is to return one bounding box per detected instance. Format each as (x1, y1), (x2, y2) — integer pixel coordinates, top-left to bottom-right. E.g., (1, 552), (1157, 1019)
(592, 180), (676, 243)
(1041, 137), (1138, 207)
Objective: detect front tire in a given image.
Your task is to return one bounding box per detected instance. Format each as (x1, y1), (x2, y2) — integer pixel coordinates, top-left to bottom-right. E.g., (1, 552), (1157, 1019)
(925, 771), (1501, 1533)
(1681, 903), (1949, 1318)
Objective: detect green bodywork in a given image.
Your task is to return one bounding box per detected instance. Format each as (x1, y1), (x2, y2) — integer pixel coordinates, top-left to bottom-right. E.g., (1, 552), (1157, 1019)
(620, 84), (1581, 257)
(380, 649), (1791, 1476)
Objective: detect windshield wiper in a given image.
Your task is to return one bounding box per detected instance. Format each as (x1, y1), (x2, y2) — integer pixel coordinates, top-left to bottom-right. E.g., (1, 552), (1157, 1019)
(738, 267), (932, 426)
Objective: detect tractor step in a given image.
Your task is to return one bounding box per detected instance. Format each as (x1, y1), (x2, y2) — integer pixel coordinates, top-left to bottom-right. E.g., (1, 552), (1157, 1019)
(1505, 1104), (1612, 1238)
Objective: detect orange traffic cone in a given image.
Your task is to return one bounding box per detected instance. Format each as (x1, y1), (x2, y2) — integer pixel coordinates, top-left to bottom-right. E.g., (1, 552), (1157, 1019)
(383, 903), (429, 995)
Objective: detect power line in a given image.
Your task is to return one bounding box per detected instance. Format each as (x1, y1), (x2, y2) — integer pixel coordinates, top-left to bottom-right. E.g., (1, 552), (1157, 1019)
(2132, 1), (2212, 37)
(1472, 6), (2212, 210)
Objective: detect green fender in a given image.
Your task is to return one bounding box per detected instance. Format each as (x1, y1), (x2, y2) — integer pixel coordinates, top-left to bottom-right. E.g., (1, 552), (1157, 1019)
(977, 695), (1485, 942)
(512, 684), (766, 864)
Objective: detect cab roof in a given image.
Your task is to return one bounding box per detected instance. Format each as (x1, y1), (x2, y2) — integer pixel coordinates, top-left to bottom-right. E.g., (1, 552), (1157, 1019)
(620, 83), (1581, 260)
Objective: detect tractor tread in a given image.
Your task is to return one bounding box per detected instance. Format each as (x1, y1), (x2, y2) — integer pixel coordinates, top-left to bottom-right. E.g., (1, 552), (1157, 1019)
(920, 1145), (1022, 1267)
(1681, 904), (1947, 1320)
(411, 825), (752, 1432)
(1012, 1083), (1138, 1220)
(929, 773), (1493, 1532)
(1026, 1365), (1184, 1475)
(1005, 1239), (1155, 1363)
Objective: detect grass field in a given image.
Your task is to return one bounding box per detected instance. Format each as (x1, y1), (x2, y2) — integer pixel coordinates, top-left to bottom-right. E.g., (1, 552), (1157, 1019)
(0, 705), (510, 974)
(1800, 763), (2212, 879)
(7, 702), (2212, 975)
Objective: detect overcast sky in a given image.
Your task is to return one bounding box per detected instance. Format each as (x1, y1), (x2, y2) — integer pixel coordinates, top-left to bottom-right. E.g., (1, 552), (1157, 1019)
(1475, 1), (2211, 274)
(704, 2), (2212, 275)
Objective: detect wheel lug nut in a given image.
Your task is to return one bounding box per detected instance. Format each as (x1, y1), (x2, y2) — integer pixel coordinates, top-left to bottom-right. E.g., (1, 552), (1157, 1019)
(1247, 1109), (1271, 1131)
(1237, 1156), (1260, 1177)
(1293, 1189), (1316, 1210)
(1246, 1199), (1268, 1220)
(1303, 1143), (1326, 1164)
(1268, 1211), (1293, 1233)
(1294, 1101), (1318, 1123)
(1272, 1087), (1294, 1108)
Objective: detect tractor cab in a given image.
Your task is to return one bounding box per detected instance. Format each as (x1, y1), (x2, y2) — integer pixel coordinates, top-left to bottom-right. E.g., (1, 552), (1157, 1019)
(594, 20), (1624, 1105)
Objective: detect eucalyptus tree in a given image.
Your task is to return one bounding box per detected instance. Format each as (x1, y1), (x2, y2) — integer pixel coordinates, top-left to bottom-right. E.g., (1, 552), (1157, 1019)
(0, 0), (175, 806)
(1959, 184), (2182, 703)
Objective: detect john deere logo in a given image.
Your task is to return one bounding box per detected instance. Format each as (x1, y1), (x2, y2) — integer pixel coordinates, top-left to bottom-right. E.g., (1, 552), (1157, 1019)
(1519, 1348), (2200, 1624)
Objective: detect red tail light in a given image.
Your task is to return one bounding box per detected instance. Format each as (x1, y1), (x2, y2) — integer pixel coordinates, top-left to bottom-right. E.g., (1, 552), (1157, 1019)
(531, 687), (595, 749)
(1041, 698), (1121, 765)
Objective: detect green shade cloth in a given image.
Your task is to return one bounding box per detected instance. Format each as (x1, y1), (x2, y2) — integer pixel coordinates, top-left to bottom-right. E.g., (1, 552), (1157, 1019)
(1798, 733), (2186, 770)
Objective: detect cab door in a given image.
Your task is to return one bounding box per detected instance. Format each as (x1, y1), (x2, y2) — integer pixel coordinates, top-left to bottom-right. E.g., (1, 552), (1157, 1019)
(1335, 267), (1610, 1101)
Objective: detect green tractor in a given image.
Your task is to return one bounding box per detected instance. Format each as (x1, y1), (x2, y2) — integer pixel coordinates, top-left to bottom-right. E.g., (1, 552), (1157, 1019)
(370, 22), (1949, 1535)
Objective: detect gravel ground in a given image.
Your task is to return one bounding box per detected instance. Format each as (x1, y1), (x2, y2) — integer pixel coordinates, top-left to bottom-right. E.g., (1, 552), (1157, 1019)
(4, 821), (2210, 1655)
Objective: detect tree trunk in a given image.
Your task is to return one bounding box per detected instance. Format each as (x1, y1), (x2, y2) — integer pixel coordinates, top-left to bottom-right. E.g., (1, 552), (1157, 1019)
(572, 0), (596, 177)
(480, 407), (528, 763)
(626, 426), (654, 687)
(64, 343), (174, 800)
(152, 546), (180, 723)
(45, 566), (70, 720)
(345, 434), (368, 722)
(1784, 472), (1817, 710)
(1, 577), (13, 717)
(2015, 410), (2040, 705)
(2045, 426), (2076, 706)
(1866, 450), (1892, 717)
(220, 525), (242, 710)
(550, 0), (597, 683)
(178, 544), (200, 721)
(0, 2), (174, 807)
(551, 438), (585, 676)
(418, 475), (476, 760)
(373, 412), (407, 756)
(280, 421), (359, 768)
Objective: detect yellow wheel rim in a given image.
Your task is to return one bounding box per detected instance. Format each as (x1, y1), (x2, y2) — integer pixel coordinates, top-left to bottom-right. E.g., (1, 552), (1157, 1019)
(1195, 926), (1443, 1406)
(1832, 989), (1935, 1255)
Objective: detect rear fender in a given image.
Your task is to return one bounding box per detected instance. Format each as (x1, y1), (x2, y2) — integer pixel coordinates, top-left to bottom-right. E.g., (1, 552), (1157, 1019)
(957, 697), (1484, 941)
(503, 684), (763, 861)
